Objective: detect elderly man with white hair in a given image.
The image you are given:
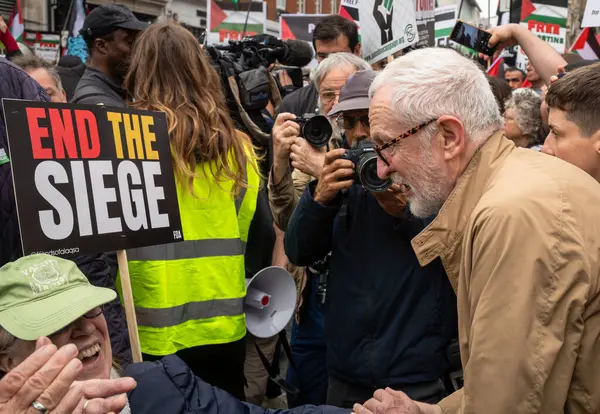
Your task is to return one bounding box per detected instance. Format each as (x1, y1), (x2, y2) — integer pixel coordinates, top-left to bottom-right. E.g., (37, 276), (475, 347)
(353, 48), (600, 414)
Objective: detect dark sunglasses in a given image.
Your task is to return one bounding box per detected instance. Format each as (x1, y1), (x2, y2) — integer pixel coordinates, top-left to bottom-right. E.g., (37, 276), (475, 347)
(335, 114), (370, 130)
(374, 119), (437, 166)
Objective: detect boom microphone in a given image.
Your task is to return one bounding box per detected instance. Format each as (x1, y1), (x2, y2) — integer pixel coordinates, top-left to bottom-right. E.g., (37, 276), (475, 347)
(278, 40), (315, 67)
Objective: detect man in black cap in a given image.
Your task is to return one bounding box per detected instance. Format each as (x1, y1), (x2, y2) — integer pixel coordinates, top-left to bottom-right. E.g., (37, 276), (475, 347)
(70, 4), (148, 370)
(72, 4), (148, 106)
(284, 70), (458, 408)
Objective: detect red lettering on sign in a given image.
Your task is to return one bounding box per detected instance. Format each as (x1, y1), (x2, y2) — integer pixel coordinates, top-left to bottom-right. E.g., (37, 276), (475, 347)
(49, 109), (78, 159)
(75, 110), (101, 159)
(26, 107), (52, 159)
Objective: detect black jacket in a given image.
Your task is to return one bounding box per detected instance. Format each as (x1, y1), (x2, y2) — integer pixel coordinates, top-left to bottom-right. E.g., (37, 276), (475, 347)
(57, 63), (86, 102)
(284, 182), (458, 388)
(276, 83), (319, 118)
(72, 67), (126, 107)
(69, 66), (133, 367)
(126, 355), (349, 414)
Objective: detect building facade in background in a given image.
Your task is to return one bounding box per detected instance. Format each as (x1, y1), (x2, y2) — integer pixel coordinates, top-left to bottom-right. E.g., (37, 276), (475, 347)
(436, 0), (481, 24)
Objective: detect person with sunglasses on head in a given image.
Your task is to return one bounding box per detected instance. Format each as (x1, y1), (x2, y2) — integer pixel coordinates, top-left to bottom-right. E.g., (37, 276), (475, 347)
(353, 47), (600, 414)
(283, 70), (458, 409)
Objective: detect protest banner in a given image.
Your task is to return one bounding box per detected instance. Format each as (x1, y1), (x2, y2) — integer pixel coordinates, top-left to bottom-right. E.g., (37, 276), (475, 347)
(415, 0), (435, 47)
(434, 5), (457, 47)
(519, 0), (568, 53)
(359, 0), (419, 64)
(206, 0), (267, 45)
(2, 100), (183, 256)
(434, 6), (477, 57)
(280, 14), (327, 68)
(339, 0), (361, 38)
(582, 0), (600, 28)
(2, 100), (184, 362)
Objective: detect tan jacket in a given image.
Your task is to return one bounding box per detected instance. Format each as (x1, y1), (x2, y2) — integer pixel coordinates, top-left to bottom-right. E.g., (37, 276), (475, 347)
(413, 131), (600, 414)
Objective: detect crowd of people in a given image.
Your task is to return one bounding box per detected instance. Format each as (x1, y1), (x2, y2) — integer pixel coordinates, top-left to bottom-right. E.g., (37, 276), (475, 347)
(0, 4), (599, 414)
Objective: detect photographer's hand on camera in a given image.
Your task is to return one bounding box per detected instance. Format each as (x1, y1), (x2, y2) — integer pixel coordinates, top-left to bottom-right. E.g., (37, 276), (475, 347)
(272, 113), (300, 184)
(290, 137), (326, 178)
(373, 183), (408, 218)
(313, 148), (354, 206)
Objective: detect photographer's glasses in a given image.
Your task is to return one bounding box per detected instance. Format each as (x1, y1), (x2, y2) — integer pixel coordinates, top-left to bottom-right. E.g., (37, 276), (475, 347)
(335, 114), (370, 131)
(374, 120), (436, 166)
(320, 90), (340, 105)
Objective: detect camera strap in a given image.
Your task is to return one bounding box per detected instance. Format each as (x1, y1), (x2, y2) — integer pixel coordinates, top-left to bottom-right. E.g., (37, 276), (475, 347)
(253, 330), (300, 398)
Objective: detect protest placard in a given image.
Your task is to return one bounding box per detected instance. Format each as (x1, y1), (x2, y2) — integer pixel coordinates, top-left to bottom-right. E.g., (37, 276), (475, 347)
(359, 0), (419, 64)
(2, 100), (183, 257)
(582, 0), (600, 28)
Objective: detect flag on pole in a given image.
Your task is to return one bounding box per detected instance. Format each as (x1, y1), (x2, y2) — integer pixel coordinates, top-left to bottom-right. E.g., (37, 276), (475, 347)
(9, 0), (24, 42)
(570, 27), (600, 60)
(487, 56), (504, 76)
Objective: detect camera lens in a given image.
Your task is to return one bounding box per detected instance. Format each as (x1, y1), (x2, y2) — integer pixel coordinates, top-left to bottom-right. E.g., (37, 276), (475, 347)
(303, 116), (332, 147)
(357, 153), (392, 192)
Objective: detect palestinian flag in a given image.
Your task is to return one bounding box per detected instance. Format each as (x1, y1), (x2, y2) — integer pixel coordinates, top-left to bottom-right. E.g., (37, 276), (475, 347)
(208, 0), (264, 40)
(570, 27), (600, 60)
(9, 0), (24, 42)
(487, 56), (504, 76)
(338, 0), (360, 41)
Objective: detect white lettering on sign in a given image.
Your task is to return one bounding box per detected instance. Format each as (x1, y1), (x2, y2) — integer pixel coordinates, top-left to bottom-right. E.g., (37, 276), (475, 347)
(143, 161), (169, 229)
(117, 160), (148, 231)
(33, 160), (169, 240)
(35, 160), (74, 240)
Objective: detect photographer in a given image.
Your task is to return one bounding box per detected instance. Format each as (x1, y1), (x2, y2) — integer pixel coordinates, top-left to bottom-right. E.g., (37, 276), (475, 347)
(284, 71), (458, 408)
(276, 15), (362, 121)
(268, 53), (370, 407)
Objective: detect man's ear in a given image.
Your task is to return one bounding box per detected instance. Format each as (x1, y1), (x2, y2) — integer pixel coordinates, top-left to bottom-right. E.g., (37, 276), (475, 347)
(591, 129), (600, 156)
(94, 38), (109, 56)
(436, 115), (466, 161)
(61, 88), (67, 103)
(353, 43), (362, 57)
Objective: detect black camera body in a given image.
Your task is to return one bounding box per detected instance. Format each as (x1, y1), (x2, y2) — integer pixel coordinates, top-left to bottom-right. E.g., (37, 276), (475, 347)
(340, 140), (392, 193)
(296, 115), (332, 147)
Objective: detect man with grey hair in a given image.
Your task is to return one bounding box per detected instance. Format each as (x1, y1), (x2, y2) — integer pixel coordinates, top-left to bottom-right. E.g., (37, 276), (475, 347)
(353, 47), (600, 413)
(12, 55), (67, 103)
(269, 52), (371, 407)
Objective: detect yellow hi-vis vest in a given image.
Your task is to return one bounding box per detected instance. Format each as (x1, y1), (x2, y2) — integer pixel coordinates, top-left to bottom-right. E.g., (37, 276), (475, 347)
(123, 156), (259, 356)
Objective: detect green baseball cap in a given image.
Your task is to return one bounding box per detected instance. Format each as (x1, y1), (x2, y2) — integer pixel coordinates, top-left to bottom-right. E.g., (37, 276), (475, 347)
(0, 254), (116, 341)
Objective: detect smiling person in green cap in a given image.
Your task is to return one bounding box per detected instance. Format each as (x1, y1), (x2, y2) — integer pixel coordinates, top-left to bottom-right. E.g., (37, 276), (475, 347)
(0, 255), (116, 381)
(0, 254), (136, 414)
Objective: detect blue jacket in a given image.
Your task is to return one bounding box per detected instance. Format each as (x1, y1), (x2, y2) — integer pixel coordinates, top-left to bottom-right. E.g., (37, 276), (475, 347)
(126, 355), (349, 414)
(0, 58), (48, 265)
(284, 182), (458, 388)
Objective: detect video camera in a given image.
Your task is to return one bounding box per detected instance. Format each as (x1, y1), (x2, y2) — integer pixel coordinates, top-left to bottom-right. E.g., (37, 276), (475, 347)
(206, 34), (314, 165)
(341, 140), (392, 193)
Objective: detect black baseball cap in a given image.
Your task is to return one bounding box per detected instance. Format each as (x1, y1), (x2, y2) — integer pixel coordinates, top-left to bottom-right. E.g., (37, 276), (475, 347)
(80, 5), (149, 40)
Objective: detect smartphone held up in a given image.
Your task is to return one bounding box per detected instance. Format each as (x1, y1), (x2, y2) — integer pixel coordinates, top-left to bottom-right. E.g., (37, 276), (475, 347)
(449, 21), (496, 56)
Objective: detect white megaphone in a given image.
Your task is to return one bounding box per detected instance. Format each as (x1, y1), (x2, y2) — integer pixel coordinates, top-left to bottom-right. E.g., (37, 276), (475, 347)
(244, 266), (297, 338)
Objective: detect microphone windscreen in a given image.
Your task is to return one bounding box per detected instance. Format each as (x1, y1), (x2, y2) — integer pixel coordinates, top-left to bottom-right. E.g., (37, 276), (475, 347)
(280, 40), (314, 67)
